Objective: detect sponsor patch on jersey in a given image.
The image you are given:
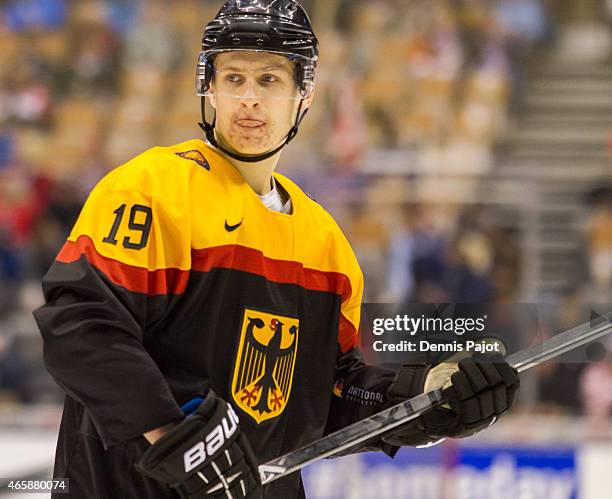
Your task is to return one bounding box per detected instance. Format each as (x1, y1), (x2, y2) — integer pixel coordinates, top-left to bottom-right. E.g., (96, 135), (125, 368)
(345, 386), (384, 406)
(231, 309), (299, 424)
(175, 150), (210, 170)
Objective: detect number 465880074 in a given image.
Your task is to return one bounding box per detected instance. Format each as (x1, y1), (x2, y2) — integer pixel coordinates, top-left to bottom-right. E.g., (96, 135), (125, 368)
(102, 204), (152, 250)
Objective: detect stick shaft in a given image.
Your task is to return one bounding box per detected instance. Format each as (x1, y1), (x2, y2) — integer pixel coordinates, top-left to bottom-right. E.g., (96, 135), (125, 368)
(507, 320), (612, 373)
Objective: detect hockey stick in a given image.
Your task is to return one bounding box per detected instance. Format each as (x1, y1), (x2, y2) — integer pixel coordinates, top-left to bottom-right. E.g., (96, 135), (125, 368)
(259, 311), (612, 484)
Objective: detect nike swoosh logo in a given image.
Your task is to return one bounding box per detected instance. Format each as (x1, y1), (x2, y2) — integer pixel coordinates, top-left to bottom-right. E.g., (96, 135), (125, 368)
(225, 220), (242, 232)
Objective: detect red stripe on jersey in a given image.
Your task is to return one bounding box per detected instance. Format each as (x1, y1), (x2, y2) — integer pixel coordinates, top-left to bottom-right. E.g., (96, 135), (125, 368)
(56, 236), (189, 295)
(56, 237), (353, 303)
(191, 245), (352, 301)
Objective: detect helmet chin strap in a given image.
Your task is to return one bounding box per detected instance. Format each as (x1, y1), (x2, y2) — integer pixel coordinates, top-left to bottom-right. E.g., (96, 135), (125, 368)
(198, 97), (308, 163)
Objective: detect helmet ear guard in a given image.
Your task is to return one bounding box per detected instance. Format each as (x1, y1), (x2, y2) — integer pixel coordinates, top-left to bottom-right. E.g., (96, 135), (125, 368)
(294, 55), (315, 98)
(195, 52), (212, 97)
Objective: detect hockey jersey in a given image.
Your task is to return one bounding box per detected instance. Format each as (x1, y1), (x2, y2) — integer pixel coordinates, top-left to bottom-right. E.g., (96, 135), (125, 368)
(33, 140), (425, 498)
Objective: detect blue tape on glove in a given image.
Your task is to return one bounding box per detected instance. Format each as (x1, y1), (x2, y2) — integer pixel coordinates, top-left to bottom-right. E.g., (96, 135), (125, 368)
(180, 397), (205, 416)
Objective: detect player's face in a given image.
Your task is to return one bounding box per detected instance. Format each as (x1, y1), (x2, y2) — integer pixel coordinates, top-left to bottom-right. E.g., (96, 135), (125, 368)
(208, 51), (313, 157)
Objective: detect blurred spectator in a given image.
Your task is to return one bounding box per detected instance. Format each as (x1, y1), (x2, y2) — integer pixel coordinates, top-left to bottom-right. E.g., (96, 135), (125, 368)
(488, 226), (522, 299)
(0, 230), (20, 282)
(0, 128), (15, 167)
(493, 0), (549, 107)
(347, 204), (389, 302)
(403, 4), (464, 145)
(584, 189), (612, 299)
(0, 53), (53, 129)
(580, 348), (612, 429)
(124, 0), (182, 72)
(67, 18), (122, 96)
(494, 0), (549, 45)
(410, 205), (450, 303)
(0, 334), (30, 403)
(0, 171), (50, 246)
(536, 299), (590, 414)
(104, 0), (141, 35)
(29, 179), (83, 278)
(384, 203), (517, 304)
(538, 361), (587, 414)
(386, 207), (418, 303)
(444, 235), (494, 302)
(0, 0), (67, 32)
(326, 75), (367, 169)
(0, 230), (21, 317)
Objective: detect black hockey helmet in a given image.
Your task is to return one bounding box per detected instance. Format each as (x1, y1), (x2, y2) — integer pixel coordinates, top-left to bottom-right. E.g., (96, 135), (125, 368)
(197, 0), (319, 163)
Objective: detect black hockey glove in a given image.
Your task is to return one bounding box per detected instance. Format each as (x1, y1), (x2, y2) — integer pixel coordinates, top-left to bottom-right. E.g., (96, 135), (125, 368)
(382, 353), (519, 446)
(137, 391), (262, 499)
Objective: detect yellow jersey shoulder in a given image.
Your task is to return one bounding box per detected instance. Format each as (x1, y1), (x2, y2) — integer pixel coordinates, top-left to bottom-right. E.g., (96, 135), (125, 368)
(95, 139), (231, 198)
(68, 140), (237, 271)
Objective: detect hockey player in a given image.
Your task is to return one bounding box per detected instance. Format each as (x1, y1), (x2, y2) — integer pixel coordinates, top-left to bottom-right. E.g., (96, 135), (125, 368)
(34, 1), (519, 498)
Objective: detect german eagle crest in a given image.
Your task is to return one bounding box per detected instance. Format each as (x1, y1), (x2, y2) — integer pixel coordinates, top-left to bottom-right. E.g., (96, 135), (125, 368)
(231, 309), (299, 423)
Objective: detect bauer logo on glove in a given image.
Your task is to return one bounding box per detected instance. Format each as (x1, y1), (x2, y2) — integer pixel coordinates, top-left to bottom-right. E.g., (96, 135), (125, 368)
(183, 403), (239, 472)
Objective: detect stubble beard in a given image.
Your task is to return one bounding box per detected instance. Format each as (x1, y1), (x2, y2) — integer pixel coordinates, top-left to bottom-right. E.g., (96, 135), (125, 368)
(223, 120), (281, 155)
